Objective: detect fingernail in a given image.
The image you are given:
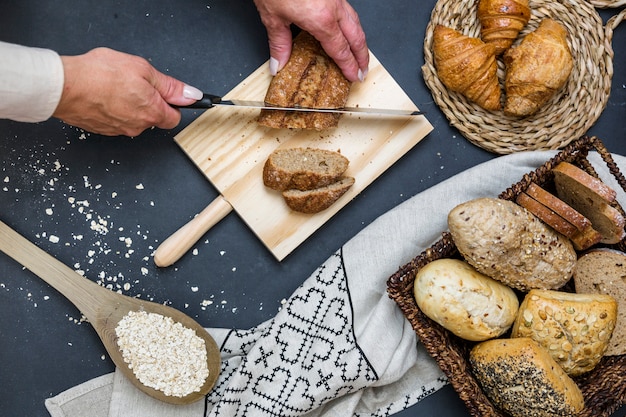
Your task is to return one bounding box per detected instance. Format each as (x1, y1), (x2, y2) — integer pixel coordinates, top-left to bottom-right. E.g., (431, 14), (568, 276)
(183, 84), (203, 100)
(358, 68), (368, 82)
(269, 57), (279, 76)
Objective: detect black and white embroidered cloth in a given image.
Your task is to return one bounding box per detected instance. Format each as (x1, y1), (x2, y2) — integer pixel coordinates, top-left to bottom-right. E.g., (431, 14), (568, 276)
(47, 151), (626, 417)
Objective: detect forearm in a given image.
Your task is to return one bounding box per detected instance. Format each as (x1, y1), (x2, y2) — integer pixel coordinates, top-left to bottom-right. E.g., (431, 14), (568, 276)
(0, 41), (64, 123)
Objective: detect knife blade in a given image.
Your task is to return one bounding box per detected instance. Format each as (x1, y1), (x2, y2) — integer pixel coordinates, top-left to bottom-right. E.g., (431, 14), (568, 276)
(181, 93), (423, 117)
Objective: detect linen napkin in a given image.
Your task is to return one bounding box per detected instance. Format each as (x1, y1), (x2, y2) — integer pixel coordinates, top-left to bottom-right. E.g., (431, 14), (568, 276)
(45, 150), (626, 417)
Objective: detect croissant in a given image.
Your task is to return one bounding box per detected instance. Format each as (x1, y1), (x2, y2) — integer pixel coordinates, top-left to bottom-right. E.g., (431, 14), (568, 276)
(477, 0), (531, 55)
(433, 25), (501, 111)
(503, 19), (573, 117)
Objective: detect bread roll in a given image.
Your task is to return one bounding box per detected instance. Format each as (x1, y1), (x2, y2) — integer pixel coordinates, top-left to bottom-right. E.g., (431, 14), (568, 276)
(433, 25), (501, 111)
(503, 19), (573, 117)
(263, 148), (349, 191)
(511, 289), (617, 376)
(258, 31), (351, 130)
(574, 248), (626, 355)
(448, 198), (577, 291)
(413, 258), (519, 341)
(470, 337), (584, 417)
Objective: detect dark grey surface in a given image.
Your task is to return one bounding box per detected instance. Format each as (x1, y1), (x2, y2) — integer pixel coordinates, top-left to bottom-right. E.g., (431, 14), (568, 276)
(0, 1), (625, 416)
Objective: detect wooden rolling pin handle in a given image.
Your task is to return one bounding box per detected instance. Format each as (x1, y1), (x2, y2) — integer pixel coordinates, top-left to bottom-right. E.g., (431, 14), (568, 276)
(154, 195), (233, 267)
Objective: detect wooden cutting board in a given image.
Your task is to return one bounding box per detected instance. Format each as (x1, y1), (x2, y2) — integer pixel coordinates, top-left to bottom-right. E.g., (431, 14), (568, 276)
(175, 52), (432, 261)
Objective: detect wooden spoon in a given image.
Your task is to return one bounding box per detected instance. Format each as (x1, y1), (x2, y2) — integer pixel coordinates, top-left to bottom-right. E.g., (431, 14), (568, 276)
(0, 219), (221, 405)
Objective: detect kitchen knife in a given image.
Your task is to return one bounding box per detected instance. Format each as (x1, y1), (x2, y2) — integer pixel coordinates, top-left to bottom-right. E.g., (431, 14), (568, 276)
(181, 93), (423, 117)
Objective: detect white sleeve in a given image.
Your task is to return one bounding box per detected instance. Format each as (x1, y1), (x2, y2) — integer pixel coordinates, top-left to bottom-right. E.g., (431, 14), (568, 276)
(0, 41), (64, 123)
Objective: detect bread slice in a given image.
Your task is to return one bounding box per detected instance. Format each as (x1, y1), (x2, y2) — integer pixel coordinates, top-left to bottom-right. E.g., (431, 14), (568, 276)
(553, 162), (626, 244)
(526, 182), (591, 231)
(516, 186), (602, 250)
(511, 289), (617, 376)
(469, 337), (584, 417)
(282, 176), (355, 214)
(573, 248), (626, 355)
(263, 148), (349, 191)
(515, 192), (579, 238)
(257, 31), (352, 130)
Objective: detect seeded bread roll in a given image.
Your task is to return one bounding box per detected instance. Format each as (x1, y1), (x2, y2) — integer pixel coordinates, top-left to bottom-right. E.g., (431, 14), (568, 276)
(470, 337), (584, 417)
(448, 198), (577, 291)
(282, 176), (354, 214)
(553, 162), (626, 244)
(574, 248), (626, 355)
(413, 258), (519, 341)
(263, 147), (349, 191)
(511, 289), (617, 376)
(258, 31), (352, 130)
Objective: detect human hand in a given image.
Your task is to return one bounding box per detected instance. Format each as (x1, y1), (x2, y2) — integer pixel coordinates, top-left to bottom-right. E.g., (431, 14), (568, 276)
(253, 0), (369, 82)
(53, 48), (202, 137)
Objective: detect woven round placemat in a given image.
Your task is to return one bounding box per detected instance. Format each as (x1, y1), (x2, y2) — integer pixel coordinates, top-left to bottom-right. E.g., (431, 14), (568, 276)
(422, 0), (623, 155)
(589, 0), (626, 8)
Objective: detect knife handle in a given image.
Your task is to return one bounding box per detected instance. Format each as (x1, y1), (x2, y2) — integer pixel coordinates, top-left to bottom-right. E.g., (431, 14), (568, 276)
(153, 195), (233, 267)
(180, 93), (222, 109)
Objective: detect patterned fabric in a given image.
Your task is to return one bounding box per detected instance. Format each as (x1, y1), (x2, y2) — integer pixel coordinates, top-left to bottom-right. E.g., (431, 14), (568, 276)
(207, 250), (379, 416)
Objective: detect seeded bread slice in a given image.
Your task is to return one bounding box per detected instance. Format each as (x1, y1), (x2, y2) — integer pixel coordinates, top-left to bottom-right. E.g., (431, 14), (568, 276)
(574, 248), (626, 355)
(263, 148), (349, 191)
(553, 162), (626, 244)
(469, 337), (584, 417)
(282, 176), (355, 214)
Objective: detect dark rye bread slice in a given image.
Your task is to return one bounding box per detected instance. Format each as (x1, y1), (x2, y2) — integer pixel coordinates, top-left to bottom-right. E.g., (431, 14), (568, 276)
(553, 162), (626, 244)
(573, 248), (626, 356)
(263, 148), (349, 191)
(282, 176), (355, 214)
(257, 31), (352, 130)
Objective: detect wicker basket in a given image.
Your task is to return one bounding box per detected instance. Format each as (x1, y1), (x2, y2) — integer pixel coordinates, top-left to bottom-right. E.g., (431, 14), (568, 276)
(422, 0), (625, 155)
(387, 136), (626, 416)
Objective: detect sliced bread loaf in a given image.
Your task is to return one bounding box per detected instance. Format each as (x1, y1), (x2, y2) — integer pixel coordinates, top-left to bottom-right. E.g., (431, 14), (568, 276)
(282, 176), (355, 214)
(553, 162), (625, 244)
(263, 147), (349, 191)
(573, 248), (626, 355)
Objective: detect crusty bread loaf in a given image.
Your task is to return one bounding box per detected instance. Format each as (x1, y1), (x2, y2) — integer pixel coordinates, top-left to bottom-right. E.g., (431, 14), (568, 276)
(574, 248), (626, 355)
(282, 176), (354, 213)
(470, 337), (584, 417)
(258, 31), (351, 130)
(553, 162), (626, 244)
(263, 147), (349, 191)
(511, 289), (617, 376)
(413, 258), (519, 341)
(448, 198), (577, 291)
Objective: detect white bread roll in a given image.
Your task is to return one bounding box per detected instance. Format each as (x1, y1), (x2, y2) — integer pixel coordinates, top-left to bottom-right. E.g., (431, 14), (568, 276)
(511, 289), (617, 376)
(413, 258), (519, 341)
(470, 337), (584, 417)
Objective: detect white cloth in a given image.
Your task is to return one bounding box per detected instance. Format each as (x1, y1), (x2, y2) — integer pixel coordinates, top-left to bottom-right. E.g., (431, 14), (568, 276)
(44, 150), (626, 417)
(0, 41), (64, 122)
